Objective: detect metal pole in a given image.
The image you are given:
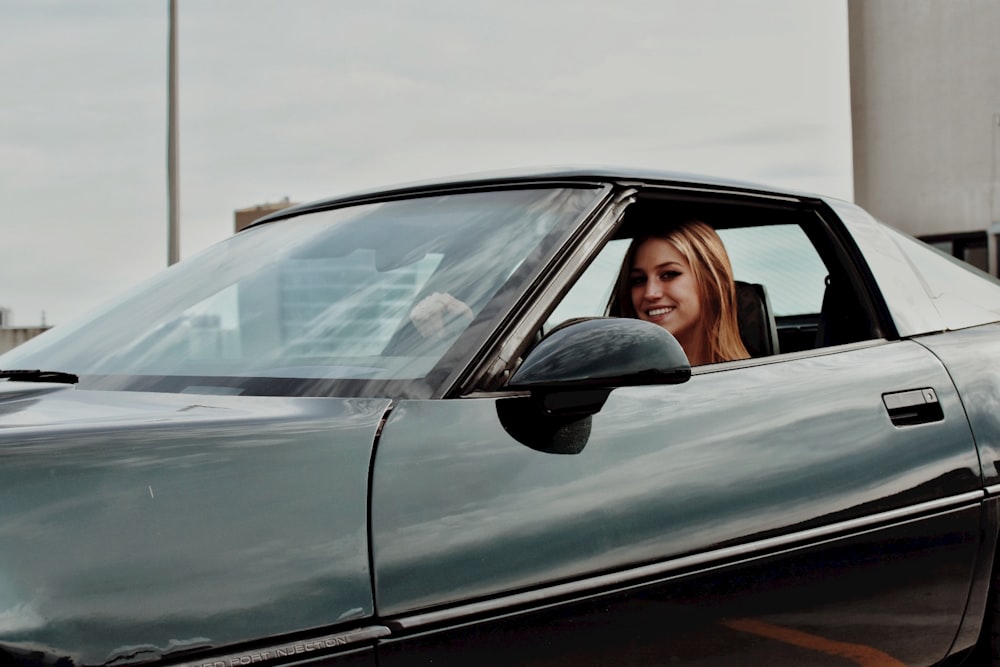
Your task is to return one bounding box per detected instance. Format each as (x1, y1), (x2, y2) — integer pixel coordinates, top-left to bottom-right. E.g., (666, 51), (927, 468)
(167, 0), (180, 265)
(992, 113), (1000, 276)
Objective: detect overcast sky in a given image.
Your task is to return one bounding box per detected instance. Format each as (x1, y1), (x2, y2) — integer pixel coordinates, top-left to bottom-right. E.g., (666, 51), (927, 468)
(1, 1), (852, 327)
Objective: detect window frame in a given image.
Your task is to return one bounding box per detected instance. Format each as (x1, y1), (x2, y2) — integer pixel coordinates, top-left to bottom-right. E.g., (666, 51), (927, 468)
(475, 186), (896, 389)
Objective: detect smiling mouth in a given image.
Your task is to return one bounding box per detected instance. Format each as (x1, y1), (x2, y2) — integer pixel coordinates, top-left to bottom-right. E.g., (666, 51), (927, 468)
(646, 306), (674, 317)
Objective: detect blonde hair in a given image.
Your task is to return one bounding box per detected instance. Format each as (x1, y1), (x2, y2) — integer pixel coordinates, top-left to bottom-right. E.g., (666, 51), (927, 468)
(608, 220), (750, 364)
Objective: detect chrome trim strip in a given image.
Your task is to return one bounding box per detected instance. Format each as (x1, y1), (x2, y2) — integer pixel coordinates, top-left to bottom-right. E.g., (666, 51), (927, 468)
(985, 484), (1000, 497)
(391, 491), (984, 630)
(172, 626), (391, 667)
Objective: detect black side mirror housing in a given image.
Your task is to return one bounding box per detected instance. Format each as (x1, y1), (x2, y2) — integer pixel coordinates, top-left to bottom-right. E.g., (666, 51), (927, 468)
(508, 317), (691, 416)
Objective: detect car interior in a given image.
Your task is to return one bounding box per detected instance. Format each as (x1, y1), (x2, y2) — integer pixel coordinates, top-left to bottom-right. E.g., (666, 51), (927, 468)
(541, 191), (885, 363)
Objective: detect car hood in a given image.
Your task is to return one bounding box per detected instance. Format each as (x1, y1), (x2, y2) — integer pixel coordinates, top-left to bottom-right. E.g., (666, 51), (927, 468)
(0, 383), (389, 666)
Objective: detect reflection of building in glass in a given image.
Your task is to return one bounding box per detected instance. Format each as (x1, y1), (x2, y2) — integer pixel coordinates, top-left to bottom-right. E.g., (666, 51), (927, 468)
(279, 251), (441, 356)
(187, 314), (224, 359)
(231, 199), (444, 358)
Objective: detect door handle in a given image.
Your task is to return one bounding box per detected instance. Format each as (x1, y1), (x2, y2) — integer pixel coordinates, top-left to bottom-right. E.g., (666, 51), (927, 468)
(882, 388), (943, 427)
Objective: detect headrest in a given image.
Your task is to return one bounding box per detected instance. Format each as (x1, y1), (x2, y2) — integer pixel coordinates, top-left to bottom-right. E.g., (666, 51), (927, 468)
(735, 281), (779, 357)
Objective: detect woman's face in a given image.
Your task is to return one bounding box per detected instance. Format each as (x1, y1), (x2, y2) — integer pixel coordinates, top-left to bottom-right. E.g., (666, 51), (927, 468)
(629, 237), (704, 351)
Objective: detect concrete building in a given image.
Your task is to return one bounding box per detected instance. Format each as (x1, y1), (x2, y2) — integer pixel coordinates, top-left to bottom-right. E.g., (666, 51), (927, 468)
(0, 309), (50, 354)
(241, 10), (1000, 274)
(848, 0), (1000, 275)
(234, 197), (296, 233)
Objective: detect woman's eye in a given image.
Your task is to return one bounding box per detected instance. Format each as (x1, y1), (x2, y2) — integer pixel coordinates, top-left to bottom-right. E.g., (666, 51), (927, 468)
(661, 271), (680, 280)
(629, 275), (645, 286)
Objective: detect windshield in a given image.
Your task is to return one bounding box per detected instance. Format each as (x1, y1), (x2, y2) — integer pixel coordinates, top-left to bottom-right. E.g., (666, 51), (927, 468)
(2, 187), (600, 396)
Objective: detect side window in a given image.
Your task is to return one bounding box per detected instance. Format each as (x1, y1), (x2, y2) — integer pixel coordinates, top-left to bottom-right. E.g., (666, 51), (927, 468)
(544, 240), (629, 328)
(542, 204), (878, 362)
(718, 225), (827, 317)
(718, 224), (833, 354)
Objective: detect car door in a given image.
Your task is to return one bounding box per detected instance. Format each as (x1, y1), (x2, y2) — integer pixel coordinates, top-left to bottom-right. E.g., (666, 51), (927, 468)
(372, 347), (980, 665)
(369, 190), (985, 666)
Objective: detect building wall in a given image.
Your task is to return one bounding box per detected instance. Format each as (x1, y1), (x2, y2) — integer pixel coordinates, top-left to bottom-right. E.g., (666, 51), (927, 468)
(0, 327), (49, 354)
(235, 198), (296, 232)
(849, 0), (1000, 271)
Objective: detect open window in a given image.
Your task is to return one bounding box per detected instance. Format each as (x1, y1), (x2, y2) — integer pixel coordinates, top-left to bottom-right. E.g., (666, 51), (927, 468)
(541, 191), (883, 365)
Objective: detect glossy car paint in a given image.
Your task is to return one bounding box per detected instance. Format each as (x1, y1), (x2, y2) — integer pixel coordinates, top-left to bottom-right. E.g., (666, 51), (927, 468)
(916, 323), (1000, 487)
(377, 503), (981, 665)
(371, 339), (981, 662)
(0, 383), (388, 665)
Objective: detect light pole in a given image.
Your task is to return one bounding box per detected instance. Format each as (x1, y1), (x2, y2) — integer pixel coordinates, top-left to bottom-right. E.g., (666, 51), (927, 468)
(167, 0), (180, 265)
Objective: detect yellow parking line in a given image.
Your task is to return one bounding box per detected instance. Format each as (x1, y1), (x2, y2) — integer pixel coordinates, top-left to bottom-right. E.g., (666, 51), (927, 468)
(722, 618), (906, 667)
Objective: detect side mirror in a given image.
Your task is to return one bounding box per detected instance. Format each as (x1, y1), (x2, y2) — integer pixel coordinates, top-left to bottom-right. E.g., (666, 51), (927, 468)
(498, 318), (690, 455)
(508, 317), (691, 416)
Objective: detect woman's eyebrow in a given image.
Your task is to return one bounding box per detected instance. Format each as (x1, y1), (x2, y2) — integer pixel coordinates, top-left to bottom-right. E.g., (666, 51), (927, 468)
(632, 261), (684, 272)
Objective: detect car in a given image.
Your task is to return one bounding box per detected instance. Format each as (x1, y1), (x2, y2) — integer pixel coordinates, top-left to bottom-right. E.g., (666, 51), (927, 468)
(1, 168), (1000, 666)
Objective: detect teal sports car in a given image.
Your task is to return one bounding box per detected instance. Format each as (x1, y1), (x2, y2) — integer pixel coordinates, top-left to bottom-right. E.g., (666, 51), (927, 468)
(2, 169), (1000, 666)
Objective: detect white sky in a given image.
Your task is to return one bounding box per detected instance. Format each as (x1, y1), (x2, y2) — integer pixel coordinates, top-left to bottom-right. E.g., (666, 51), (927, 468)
(0, 0), (852, 327)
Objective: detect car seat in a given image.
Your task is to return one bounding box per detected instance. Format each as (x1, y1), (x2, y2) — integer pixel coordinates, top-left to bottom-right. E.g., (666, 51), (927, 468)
(735, 281), (779, 358)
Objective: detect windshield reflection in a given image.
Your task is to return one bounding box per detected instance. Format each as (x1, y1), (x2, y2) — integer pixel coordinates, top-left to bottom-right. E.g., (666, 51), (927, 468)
(1, 188), (599, 396)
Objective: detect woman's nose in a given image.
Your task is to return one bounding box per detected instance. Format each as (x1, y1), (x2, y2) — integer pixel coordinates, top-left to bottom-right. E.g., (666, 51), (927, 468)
(644, 279), (662, 299)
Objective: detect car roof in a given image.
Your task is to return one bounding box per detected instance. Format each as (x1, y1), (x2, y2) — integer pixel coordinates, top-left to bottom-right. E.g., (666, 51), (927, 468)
(250, 166), (829, 227)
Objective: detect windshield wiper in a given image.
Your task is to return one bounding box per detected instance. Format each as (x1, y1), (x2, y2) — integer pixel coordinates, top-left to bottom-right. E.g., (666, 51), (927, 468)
(0, 369), (79, 384)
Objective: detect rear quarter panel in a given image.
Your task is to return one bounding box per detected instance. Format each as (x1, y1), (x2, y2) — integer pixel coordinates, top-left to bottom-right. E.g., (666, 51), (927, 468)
(916, 323), (1000, 487)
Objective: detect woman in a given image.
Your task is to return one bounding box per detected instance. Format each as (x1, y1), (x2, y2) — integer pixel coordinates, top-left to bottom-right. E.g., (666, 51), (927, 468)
(608, 220), (749, 366)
